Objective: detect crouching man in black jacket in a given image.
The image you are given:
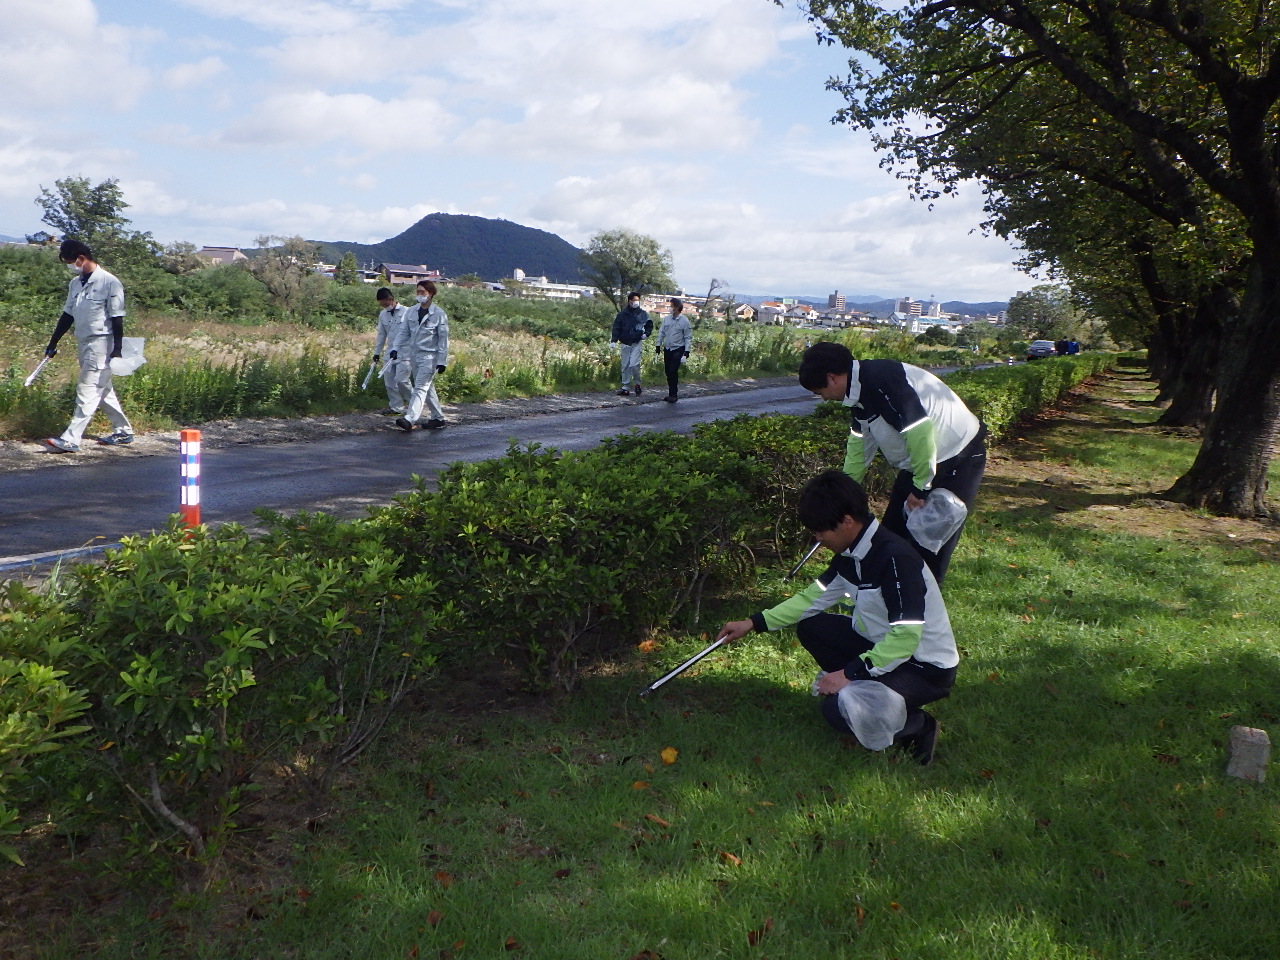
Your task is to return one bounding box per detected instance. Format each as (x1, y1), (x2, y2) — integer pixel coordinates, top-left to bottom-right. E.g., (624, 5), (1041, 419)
(717, 470), (958, 765)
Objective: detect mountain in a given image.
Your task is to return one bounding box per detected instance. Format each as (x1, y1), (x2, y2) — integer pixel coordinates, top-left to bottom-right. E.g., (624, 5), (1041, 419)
(854, 299), (1008, 318)
(0, 233), (25, 243)
(315, 213), (583, 283)
(741, 294), (1007, 317)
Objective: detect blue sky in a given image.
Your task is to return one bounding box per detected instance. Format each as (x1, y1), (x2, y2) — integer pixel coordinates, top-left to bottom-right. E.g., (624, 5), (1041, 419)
(0, 0), (1034, 301)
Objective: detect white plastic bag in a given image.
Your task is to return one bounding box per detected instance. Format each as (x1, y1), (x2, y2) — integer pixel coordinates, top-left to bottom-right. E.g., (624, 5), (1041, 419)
(109, 337), (147, 376)
(905, 488), (968, 553)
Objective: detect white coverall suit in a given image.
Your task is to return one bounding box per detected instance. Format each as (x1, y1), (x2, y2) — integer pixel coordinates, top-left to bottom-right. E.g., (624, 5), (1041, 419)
(395, 300), (450, 424)
(374, 302), (413, 414)
(60, 268), (133, 446)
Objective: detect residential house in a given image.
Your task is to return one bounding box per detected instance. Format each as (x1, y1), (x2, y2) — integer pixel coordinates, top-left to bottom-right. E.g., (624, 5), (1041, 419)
(381, 263), (444, 285)
(757, 301), (786, 324)
(198, 246), (248, 265)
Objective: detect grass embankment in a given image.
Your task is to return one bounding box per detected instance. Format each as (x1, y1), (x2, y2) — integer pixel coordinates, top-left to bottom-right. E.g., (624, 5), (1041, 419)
(19, 366), (1280, 959)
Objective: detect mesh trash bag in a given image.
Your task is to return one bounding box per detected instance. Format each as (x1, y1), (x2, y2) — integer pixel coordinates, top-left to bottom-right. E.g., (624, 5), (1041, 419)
(109, 337), (147, 376)
(905, 488), (968, 553)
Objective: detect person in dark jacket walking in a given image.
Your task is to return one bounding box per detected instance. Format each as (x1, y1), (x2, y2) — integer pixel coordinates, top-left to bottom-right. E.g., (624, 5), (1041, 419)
(610, 292), (652, 396)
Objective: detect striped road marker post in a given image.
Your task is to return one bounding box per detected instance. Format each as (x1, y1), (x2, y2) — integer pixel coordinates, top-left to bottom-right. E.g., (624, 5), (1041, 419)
(180, 429), (201, 527)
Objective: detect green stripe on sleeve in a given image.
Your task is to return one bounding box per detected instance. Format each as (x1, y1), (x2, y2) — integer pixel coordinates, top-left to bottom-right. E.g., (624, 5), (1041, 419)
(903, 418), (938, 490)
(865, 622), (923, 668)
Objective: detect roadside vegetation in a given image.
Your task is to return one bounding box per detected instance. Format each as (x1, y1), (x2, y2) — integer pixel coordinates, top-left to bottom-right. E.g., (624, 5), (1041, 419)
(0, 242), (1002, 441)
(8, 356), (1278, 959)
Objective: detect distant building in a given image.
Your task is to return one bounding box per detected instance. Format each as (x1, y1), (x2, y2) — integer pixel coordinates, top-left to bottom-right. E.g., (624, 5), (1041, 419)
(758, 301), (786, 324)
(381, 263), (444, 285)
(828, 290), (846, 310)
(895, 296), (922, 316)
(909, 316), (964, 335)
(198, 246), (248, 265)
(510, 267), (595, 300)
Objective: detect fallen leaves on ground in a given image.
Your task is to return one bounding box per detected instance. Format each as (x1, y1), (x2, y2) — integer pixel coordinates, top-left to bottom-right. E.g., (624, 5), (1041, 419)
(426, 911), (443, 927)
(719, 851), (742, 866)
(660, 746), (679, 765)
(644, 813), (671, 828)
(435, 871), (453, 888)
(632, 780), (649, 790)
(746, 917), (774, 946)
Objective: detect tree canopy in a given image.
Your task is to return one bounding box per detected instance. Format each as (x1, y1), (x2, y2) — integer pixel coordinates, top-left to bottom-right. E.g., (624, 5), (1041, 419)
(32, 176), (158, 270)
(794, 0), (1280, 516)
(579, 229), (676, 311)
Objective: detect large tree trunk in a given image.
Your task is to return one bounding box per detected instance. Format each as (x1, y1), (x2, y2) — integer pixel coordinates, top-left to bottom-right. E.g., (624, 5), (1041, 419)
(1131, 246), (1221, 428)
(1152, 292), (1222, 429)
(1166, 262), (1280, 516)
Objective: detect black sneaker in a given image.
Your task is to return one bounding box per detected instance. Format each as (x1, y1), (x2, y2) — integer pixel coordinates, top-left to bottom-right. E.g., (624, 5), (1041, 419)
(423, 419), (447, 430)
(905, 714), (939, 766)
(380, 408), (401, 416)
(394, 417), (414, 432)
(616, 388), (630, 396)
(98, 431), (133, 446)
(634, 384), (643, 396)
(663, 395), (678, 403)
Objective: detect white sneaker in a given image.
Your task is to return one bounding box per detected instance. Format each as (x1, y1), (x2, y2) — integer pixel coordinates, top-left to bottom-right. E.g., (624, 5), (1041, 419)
(43, 437), (79, 453)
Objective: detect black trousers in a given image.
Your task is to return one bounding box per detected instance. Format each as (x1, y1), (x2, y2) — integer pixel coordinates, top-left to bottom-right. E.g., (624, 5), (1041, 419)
(881, 421), (987, 584)
(797, 613), (955, 739)
(662, 349), (684, 398)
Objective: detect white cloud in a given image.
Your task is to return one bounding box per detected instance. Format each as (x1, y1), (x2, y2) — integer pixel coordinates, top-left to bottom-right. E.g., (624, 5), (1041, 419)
(163, 56), (227, 90)
(219, 91), (456, 148)
(0, 0), (150, 111)
(173, 0), (371, 37)
(339, 173), (378, 191)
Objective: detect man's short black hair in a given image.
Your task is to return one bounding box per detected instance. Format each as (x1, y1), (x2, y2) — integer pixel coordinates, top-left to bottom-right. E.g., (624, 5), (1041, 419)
(797, 341), (854, 391)
(627, 291), (642, 301)
(797, 469), (873, 532)
(58, 239), (93, 263)
(376, 287), (393, 300)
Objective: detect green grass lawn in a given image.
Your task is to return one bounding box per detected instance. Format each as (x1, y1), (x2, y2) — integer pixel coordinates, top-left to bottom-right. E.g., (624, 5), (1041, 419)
(24, 369), (1280, 960)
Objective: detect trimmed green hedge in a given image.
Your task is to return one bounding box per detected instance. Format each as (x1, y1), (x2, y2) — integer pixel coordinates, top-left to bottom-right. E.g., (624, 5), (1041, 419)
(1, 353), (1112, 865)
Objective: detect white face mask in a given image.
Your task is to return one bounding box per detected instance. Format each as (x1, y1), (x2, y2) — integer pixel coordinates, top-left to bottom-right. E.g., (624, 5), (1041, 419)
(415, 295), (430, 304)
(629, 301), (640, 309)
(67, 263), (82, 273)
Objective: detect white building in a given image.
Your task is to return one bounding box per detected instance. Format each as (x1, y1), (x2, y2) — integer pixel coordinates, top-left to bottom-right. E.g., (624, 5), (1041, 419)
(512, 267), (595, 300)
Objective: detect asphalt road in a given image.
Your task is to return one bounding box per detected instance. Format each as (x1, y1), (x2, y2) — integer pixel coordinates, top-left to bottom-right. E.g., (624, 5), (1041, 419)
(0, 382), (820, 565)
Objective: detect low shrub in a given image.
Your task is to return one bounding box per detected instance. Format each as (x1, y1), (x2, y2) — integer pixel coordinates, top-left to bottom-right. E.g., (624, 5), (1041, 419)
(17, 517), (455, 860)
(946, 353), (1110, 441)
(0, 583), (90, 866)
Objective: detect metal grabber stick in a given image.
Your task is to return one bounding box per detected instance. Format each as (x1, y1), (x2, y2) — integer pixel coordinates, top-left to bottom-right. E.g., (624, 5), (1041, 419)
(637, 633), (731, 698)
(23, 356), (51, 388)
(636, 540), (825, 698)
(786, 540), (822, 580)
(360, 357), (379, 391)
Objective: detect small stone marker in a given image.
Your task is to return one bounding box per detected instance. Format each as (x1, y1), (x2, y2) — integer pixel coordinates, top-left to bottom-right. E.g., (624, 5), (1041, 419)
(1226, 725), (1270, 783)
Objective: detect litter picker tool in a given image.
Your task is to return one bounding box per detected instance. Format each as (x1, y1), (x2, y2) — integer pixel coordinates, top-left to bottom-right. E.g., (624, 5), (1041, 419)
(23, 356), (51, 388)
(638, 633), (731, 698)
(361, 358), (378, 390)
(786, 540), (822, 580)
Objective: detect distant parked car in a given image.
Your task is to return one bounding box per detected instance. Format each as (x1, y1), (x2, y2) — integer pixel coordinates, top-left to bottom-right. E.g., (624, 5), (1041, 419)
(1026, 340), (1057, 360)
